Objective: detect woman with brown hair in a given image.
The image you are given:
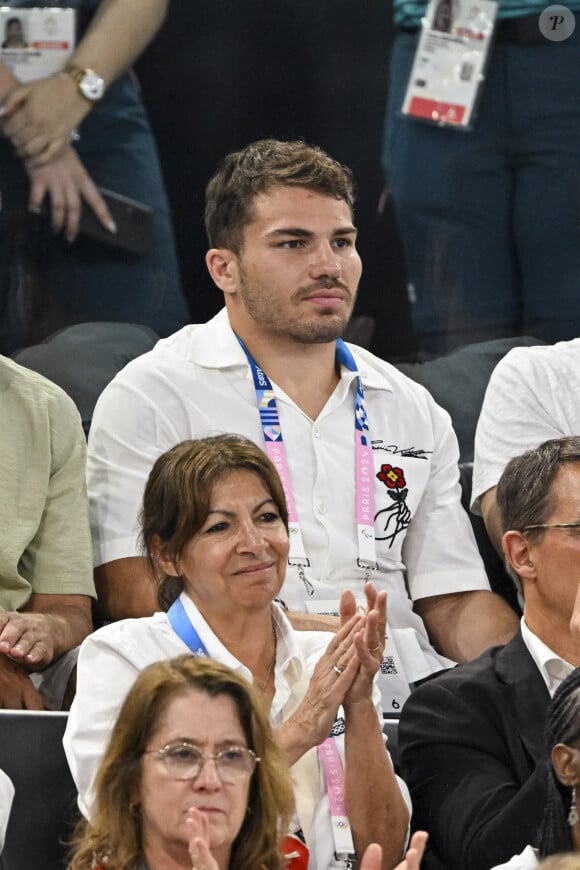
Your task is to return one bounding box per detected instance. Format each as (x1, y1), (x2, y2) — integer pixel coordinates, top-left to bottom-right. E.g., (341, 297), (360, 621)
(67, 654), (294, 870)
(65, 434), (410, 869)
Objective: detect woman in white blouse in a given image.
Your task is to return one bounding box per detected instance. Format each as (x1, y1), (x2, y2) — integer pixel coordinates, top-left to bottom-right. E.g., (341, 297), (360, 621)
(65, 434), (410, 869)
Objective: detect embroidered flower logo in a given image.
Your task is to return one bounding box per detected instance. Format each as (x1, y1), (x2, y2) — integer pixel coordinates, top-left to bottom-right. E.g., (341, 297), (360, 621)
(377, 464), (406, 489)
(375, 463), (411, 547)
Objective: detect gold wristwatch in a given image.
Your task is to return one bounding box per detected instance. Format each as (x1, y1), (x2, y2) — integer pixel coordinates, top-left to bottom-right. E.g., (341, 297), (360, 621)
(63, 65), (105, 102)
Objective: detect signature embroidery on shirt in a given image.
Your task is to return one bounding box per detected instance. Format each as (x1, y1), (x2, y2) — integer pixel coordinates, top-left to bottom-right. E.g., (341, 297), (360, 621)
(375, 463), (411, 547)
(371, 440), (431, 460)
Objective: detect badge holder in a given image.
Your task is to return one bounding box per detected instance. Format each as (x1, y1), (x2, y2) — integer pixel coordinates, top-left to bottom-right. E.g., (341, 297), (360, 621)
(0, 7), (75, 82)
(401, 0), (498, 130)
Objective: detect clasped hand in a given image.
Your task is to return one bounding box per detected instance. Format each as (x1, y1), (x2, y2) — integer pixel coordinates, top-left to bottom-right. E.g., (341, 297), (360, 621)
(296, 582), (387, 745)
(0, 74), (114, 239)
(1, 74), (91, 165)
(0, 610), (56, 668)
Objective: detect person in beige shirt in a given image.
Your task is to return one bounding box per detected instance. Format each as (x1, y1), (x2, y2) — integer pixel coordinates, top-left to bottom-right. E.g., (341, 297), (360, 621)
(0, 355), (94, 708)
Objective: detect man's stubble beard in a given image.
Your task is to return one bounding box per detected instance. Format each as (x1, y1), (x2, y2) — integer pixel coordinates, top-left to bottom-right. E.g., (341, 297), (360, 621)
(238, 271), (356, 345)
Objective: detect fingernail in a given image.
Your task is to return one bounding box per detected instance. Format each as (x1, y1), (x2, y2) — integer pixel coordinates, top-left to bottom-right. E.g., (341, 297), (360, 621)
(0, 641), (9, 652)
(0, 106), (5, 118)
(29, 205), (42, 215)
(67, 233), (75, 243)
(108, 220), (117, 234)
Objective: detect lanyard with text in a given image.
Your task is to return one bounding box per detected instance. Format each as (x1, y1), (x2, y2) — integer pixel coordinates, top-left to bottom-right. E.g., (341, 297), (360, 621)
(318, 737), (357, 867)
(236, 335), (377, 595)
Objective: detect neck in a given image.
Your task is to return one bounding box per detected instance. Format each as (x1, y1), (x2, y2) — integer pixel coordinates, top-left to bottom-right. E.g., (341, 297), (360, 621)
(195, 597), (277, 677)
(524, 608), (580, 667)
(238, 327), (340, 419)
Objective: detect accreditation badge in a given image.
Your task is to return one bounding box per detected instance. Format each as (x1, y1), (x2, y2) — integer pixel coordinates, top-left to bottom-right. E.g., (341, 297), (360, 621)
(401, 0), (497, 129)
(0, 7), (75, 82)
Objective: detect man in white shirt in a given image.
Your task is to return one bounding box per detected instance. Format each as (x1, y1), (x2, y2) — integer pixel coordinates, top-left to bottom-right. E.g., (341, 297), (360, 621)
(472, 337), (580, 553)
(87, 138), (517, 702)
(398, 436), (580, 870)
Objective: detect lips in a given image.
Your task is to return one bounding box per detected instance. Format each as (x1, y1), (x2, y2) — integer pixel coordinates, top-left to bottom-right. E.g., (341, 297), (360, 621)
(307, 288), (343, 299)
(234, 561), (275, 576)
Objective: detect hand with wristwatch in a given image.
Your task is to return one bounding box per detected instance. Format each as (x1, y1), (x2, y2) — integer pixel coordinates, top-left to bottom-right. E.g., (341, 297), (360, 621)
(0, 58), (112, 240)
(0, 0), (169, 242)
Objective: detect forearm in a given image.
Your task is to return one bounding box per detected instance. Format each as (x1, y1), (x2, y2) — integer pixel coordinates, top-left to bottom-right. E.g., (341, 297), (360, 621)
(70, 0), (169, 86)
(480, 487), (504, 555)
(94, 557), (158, 622)
(23, 594), (93, 659)
(416, 590), (518, 664)
(344, 699), (408, 869)
(285, 609), (339, 632)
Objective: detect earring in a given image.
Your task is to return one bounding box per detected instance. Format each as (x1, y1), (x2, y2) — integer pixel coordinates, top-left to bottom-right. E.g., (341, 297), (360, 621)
(568, 786), (579, 826)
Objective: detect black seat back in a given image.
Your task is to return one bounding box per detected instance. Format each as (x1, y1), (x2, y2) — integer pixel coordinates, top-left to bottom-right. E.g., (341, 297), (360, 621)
(0, 711), (78, 870)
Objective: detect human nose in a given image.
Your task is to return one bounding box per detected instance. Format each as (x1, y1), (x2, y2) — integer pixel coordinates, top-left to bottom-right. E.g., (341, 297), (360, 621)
(235, 519), (267, 553)
(192, 755), (222, 789)
(309, 241), (341, 279)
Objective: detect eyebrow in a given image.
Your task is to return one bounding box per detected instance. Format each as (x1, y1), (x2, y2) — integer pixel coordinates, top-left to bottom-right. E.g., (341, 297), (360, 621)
(205, 497), (277, 519)
(264, 226), (357, 239)
(164, 738), (247, 748)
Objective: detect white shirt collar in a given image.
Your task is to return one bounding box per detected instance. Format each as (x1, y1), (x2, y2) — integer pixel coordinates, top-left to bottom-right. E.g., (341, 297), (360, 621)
(520, 617), (574, 696)
(182, 307), (394, 393)
(178, 592), (308, 706)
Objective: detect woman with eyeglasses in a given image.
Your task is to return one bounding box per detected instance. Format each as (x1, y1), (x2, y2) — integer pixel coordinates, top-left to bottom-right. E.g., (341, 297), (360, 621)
(67, 654), (294, 869)
(65, 434), (411, 869)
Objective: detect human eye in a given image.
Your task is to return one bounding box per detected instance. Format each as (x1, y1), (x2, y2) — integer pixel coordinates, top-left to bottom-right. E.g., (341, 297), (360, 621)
(168, 744), (198, 762)
(220, 747), (246, 762)
(165, 744), (201, 765)
(205, 520), (229, 534)
(332, 236), (353, 249)
(279, 239), (305, 249)
(218, 746), (253, 773)
(259, 510), (281, 523)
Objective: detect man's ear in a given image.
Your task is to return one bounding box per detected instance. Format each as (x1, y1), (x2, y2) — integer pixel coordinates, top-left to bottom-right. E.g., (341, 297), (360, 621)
(149, 534), (180, 577)
(206, 248), (240, 297)
(502, 530), (536, 582)
(552, 743), (580, 787)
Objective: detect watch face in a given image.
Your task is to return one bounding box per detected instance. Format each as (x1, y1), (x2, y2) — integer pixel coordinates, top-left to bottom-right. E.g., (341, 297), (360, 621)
(79, 71), (104, 101)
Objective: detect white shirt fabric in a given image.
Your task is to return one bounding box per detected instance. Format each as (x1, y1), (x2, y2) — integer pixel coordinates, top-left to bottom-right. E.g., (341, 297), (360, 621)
(490, 844), (539, 870)
(87, 308), (489, 685)
(0, 768), (14, 853)
(63, 596), (410, 869)
(472, 338), (580, 514)
(520, 618), (575, 697)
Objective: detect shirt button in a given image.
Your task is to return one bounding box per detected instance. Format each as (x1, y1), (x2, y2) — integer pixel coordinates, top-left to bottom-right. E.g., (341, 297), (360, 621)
(318, 503), (327, 515)
(313, 427), (321, 438)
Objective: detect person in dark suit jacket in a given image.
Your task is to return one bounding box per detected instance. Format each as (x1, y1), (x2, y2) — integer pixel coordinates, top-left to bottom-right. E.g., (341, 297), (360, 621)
(399, 436), (580, 870)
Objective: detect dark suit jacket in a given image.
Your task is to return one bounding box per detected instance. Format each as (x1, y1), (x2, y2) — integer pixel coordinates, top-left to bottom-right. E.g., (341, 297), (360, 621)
(399, 630), (550, 870)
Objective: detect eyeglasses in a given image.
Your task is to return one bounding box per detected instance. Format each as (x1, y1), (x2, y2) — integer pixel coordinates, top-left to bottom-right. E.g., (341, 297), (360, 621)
(522, 522), (580, 533)
(143, 742), (259, 783)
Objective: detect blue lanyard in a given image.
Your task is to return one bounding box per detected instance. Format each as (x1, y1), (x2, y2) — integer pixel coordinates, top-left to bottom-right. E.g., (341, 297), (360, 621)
(236, 335), (377, 580)
(167, 597), (209, 656)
